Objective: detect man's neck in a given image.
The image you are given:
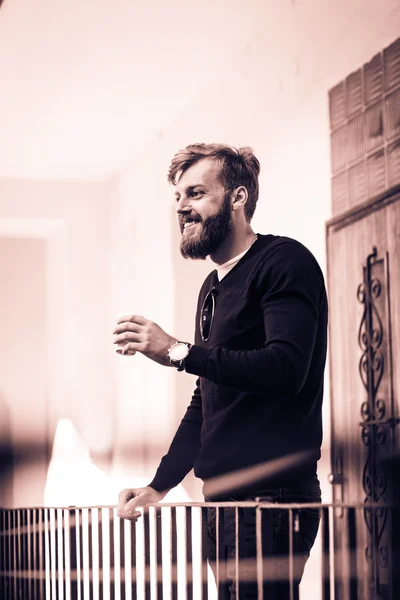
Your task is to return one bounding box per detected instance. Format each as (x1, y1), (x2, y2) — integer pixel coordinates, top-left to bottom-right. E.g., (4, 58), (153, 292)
(210, 228), (256, 266)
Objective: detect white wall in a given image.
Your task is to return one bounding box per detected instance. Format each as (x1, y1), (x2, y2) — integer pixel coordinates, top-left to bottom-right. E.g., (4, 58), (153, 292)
(0, 238), (47, 506)
(108, 153), (180, 483)
(0, 179), (113, 505)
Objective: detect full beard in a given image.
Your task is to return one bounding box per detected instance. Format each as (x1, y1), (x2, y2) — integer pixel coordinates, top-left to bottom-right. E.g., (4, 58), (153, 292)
(180, 192), (233, 260)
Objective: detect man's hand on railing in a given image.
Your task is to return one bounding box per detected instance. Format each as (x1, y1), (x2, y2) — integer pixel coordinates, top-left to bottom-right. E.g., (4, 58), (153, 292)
(116, 486), (165, 521)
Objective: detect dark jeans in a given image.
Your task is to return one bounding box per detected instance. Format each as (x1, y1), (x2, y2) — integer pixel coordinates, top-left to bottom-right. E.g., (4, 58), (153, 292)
(207, 477), (321, 599)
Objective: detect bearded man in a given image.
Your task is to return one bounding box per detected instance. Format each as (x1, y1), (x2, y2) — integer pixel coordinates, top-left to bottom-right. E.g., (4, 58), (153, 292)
(114, 143), (327, 599)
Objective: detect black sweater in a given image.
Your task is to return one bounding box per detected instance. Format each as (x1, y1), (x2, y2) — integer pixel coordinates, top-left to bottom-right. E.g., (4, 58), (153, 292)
(149, 234), (328, 499)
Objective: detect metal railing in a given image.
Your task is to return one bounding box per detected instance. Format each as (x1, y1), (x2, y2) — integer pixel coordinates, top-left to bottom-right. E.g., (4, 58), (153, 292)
(0, 502), (396, 600)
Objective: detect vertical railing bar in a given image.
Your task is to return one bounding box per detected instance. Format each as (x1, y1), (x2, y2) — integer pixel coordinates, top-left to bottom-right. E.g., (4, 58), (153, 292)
(151, 507), (157, 600)
(6, 511), (10, 600)
(74, 509), (81, 600)
(16, 509), (21, 599)
(30, 508), (36, 600)
(289, 508), (294, 600)
(329, 505), (338, 600)
(83, 509), (90, 600)
(25, 508), (30, 600)
(331, 505), (337, 600)
(35, 508), (40, 600)
(155, 507), (163, 600)
(180, 506), (187, 599)
(8, 510), (12, 600)
(200, 507), (208, 600)
(54, 508), (58, 600)
(20, 510), (25, 599)
(15, 510), (20, 600)
(69, 508), (78, 600)
(238, 507), (246, 600)
(13, 510), (18, 599)
(21, 509), (26, 599)
(26, 508), (31, 600)
(109, 508), (116, 600)
(216, 506), (226, 598)
(62, 508), (67, 600)
(118, 518), (126, 600)
(66, 509), (72, 600)
(32, 509), (37, 600)
(330, 504), (335, 600)
(50, 508), (57, 600)
(8, 511), (12, 600)
(54, 508), (60, 600)
(26, 508), (32, 598)
(23, 508), (28, 599)
(170, 507), (178, 600)
(143, 508), (151, 600)
(36, 508), (42, 600)
(347, 507), (358, 600)
(1, 511), (6, 599)
(0, 510), (4, 599)
(6, 510), (9, 600)
(9, 510), (15, 600)
(98, 507), (104, 600)
(234, 507), (239, 600)
(214, 507), (219, 595)
(8, 511), (13, 600)
(44, 509), (51, 600)
(88, 508), (94, 600)
(256, 505), (263, 600)
(71, 506), (82, 600)
(0, 511), (2, 598)
(0, 511), (4, 598)
(322, 506), (331, 600)
(119, 514), (126, 600)
(58, 508), (63, 600)
(85, 508), (92, 600)
(14, 511), (18, 600)
(2, 510), (7, 599)
(53, 508), (57, 600)
(129, 518), (136, 600)
(186, 507), (193, 600)
(40, 509), (46, 600)
(77, 509), (84, 600)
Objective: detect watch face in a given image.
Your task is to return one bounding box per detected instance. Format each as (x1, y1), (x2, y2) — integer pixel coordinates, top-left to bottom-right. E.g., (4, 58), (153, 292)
(170, 343), (188, 361)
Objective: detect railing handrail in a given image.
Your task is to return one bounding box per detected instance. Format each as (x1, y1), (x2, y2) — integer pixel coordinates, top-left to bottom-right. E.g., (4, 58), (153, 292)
(0, 500), (395, 511)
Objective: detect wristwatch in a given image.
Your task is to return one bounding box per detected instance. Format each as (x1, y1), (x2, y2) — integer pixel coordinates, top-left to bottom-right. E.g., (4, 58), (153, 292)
(167, 341), (191, 371)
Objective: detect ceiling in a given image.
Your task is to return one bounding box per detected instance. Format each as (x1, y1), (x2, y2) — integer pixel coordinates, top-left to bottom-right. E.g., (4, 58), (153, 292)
(0, 0), (398, 181)
(0, 0), (269, 181)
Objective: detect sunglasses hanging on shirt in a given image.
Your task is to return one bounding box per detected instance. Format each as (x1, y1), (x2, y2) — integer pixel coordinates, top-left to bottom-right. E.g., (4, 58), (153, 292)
(200, 287), (216, 342)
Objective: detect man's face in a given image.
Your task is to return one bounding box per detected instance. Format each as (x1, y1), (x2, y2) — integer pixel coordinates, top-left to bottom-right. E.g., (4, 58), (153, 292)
(175, 158), (233, 260)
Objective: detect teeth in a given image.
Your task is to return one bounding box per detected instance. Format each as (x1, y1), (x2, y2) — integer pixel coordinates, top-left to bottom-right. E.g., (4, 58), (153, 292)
(184, 221), (197, 229)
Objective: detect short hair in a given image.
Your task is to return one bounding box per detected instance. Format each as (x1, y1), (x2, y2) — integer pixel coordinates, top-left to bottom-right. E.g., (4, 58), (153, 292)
(167, 143), (261, 222)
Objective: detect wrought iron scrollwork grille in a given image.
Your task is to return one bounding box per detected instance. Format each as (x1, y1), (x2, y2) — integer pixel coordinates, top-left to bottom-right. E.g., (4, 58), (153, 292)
(357, 246), (397, 598)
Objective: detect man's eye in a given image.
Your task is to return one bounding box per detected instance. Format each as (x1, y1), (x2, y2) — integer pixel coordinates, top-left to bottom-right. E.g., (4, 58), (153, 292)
(191, 191), (202, 197)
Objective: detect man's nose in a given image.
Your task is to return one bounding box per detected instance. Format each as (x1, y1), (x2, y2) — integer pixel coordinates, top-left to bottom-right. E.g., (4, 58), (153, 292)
(176, 196), (191, 214)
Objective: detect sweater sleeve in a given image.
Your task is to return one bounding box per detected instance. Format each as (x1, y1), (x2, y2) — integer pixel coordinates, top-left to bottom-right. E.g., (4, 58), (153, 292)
(148, 379), (203, 493)
(185, 242), (324, 397)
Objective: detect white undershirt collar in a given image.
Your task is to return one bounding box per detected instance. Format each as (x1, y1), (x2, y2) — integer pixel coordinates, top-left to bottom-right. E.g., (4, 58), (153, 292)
(216, 235), (258, 281)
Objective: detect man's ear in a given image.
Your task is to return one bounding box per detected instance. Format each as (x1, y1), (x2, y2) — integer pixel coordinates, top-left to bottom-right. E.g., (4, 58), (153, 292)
(231, 186), (248, 211)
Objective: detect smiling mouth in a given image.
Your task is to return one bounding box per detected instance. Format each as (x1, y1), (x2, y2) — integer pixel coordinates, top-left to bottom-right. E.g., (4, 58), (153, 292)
(182, 221), (200, 233)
